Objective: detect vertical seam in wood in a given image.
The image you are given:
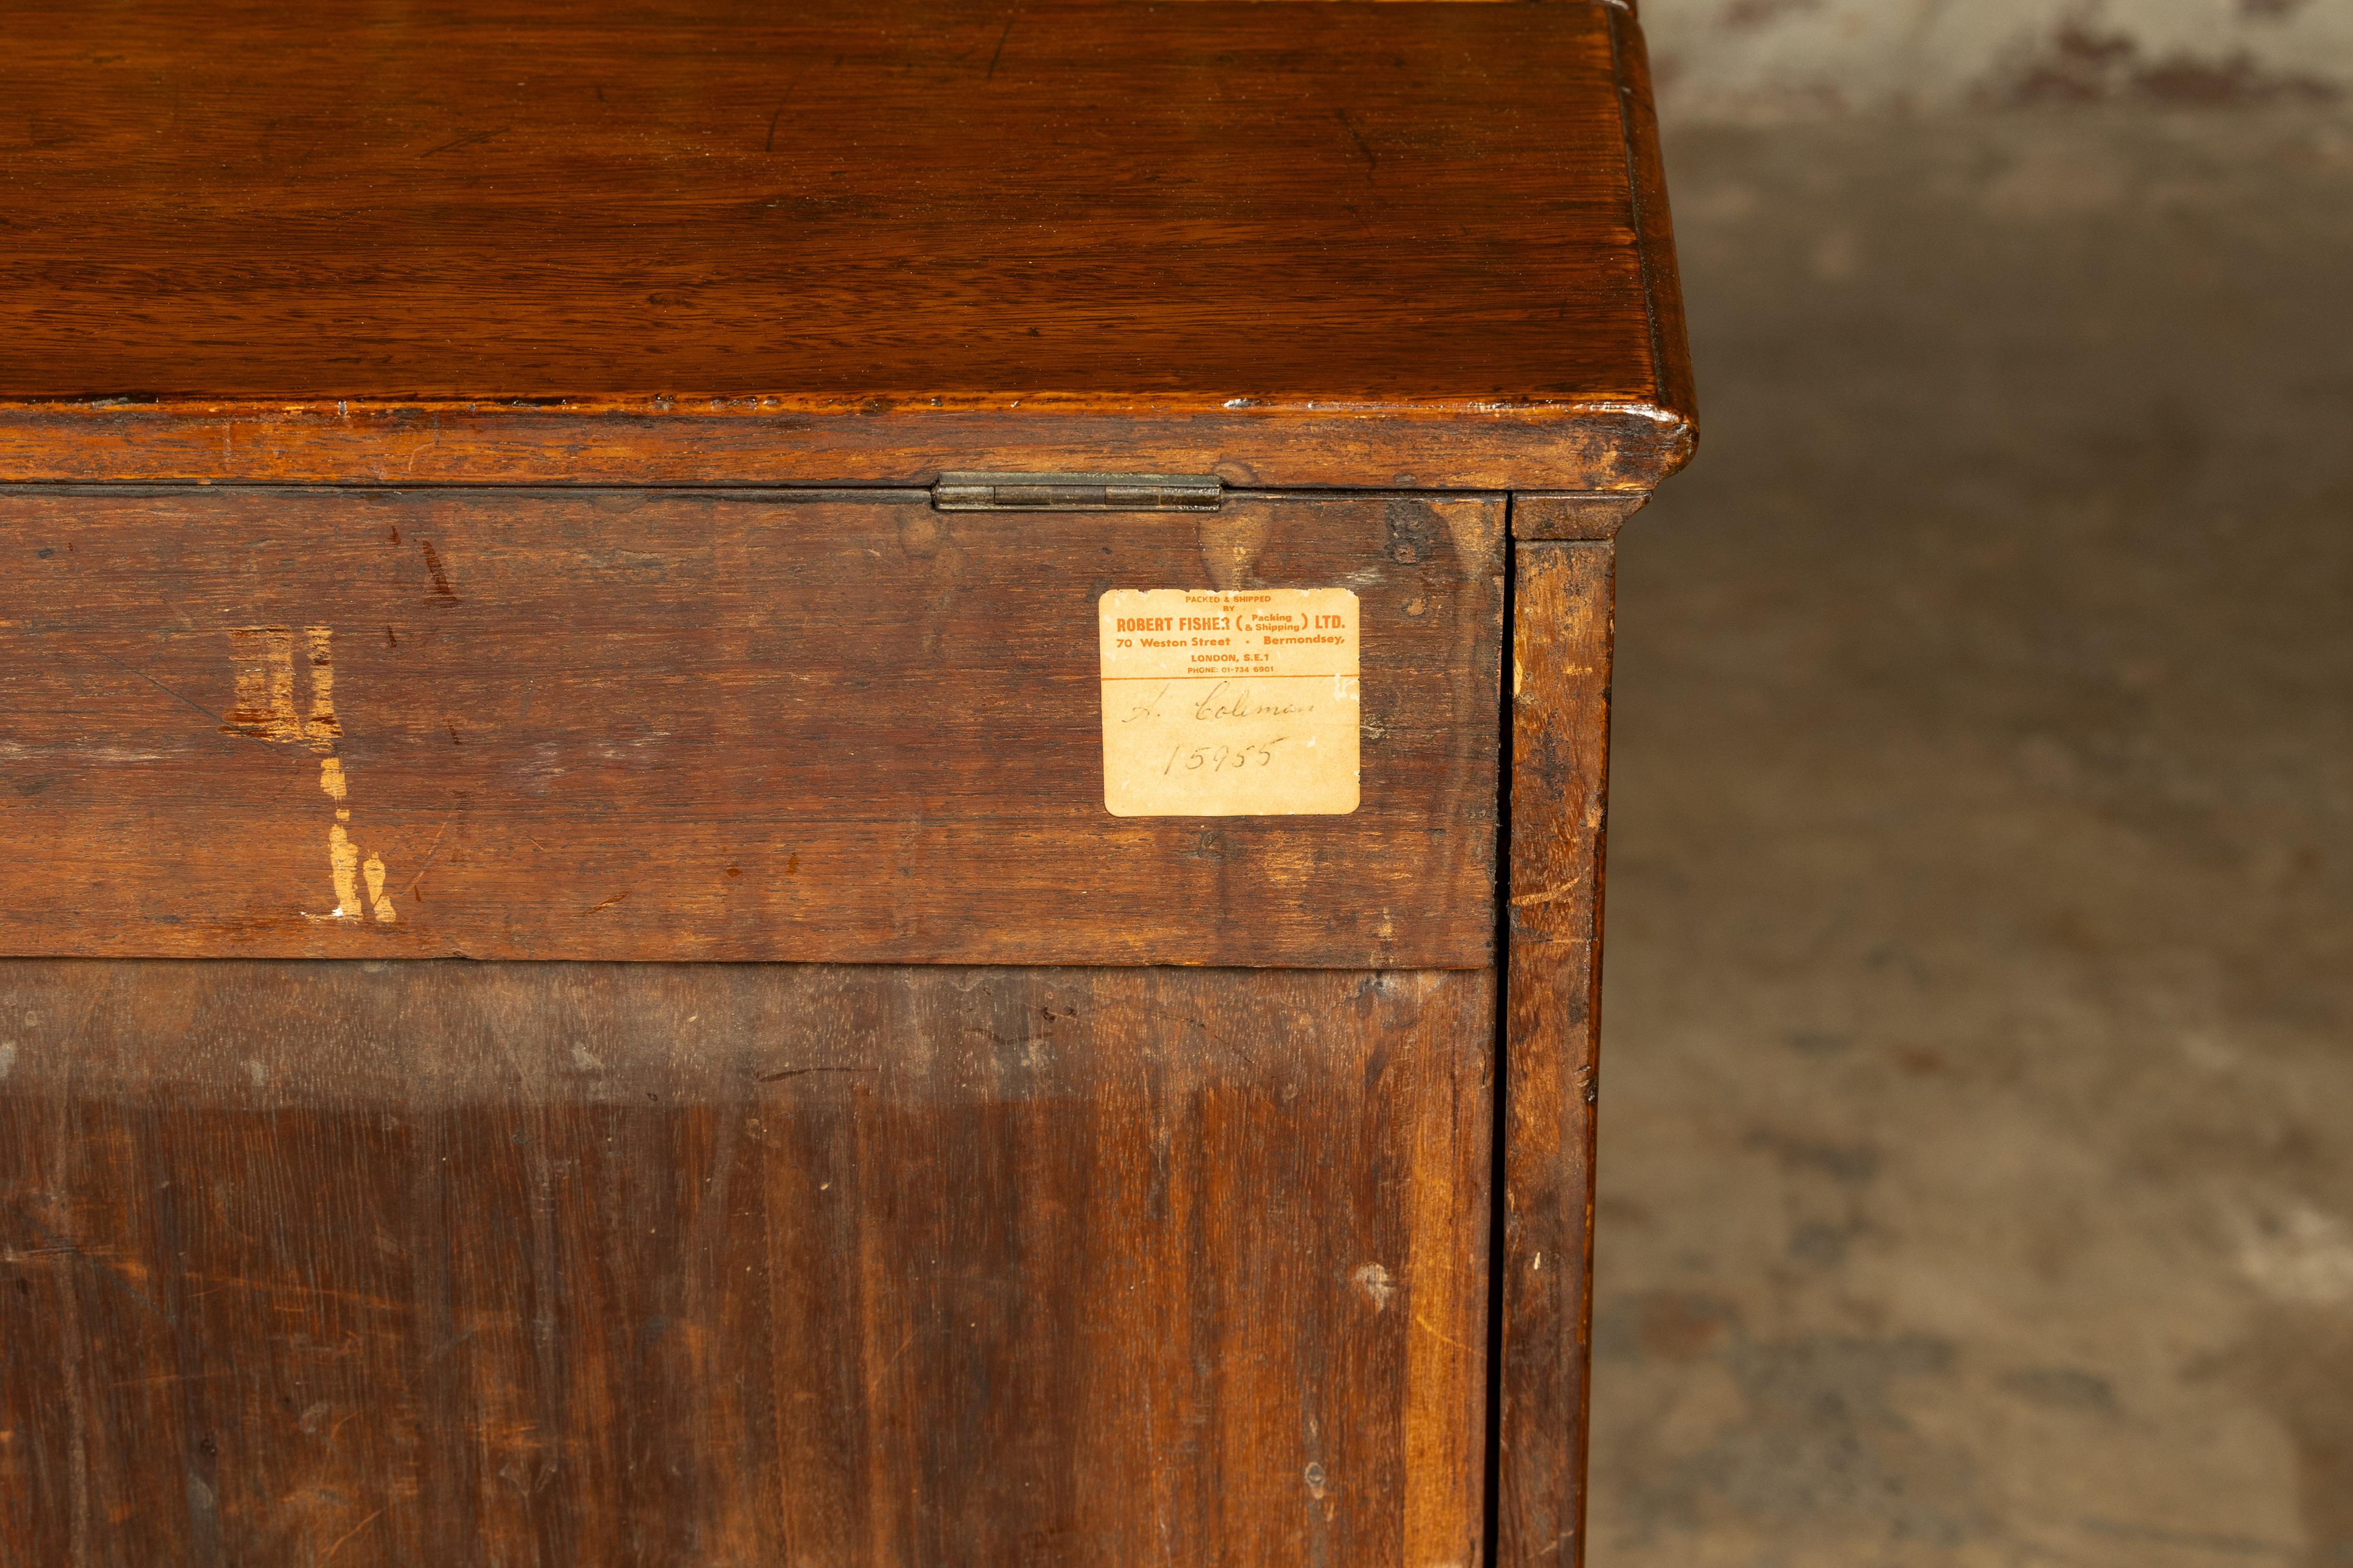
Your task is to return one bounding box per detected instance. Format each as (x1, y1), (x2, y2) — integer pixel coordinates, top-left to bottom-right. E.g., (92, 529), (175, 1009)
(1482, 500), (1520, 1568)
(1575, 560), (1614, 1568)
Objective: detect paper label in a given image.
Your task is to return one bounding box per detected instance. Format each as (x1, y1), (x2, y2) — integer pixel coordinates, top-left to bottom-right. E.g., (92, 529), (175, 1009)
(1099, 588), (1360, 816)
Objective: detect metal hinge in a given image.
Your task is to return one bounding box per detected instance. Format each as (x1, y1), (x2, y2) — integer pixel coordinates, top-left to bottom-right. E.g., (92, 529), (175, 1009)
(931, 471), (1223, 513)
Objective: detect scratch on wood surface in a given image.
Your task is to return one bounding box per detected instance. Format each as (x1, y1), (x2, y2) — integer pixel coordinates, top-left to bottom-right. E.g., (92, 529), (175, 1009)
(764, 65), (814, 152)
(1510, 878), (1584, 908)
(1413, 1312), (1474, 1354)
(316, 1507), (386, 1565)
(870, 1331), (918, 1403)
(1334, 107), (1378, 179)
(418, 125), (508, 158)
(585, 890), (631, 915)
(418, 538), (458, 599)
(101, 1369), (241, 1390)
(94, 649), (220, 724)
(404, 811), (457, 896)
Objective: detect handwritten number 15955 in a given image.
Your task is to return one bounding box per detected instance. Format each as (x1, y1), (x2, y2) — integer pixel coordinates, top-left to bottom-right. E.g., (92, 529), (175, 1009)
(1163, 737), (1287, 776)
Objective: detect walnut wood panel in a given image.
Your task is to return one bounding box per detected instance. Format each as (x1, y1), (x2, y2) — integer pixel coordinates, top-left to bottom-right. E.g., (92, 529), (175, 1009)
(1499, 541), (1614, 1567)
(0, 488), (1501, 966)
(0, 959), (1492, 1567)
(0, 0), (1694, 491)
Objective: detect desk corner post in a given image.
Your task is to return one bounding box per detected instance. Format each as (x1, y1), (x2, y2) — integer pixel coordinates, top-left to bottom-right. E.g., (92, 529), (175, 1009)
(1497, 537), (1616, 1567)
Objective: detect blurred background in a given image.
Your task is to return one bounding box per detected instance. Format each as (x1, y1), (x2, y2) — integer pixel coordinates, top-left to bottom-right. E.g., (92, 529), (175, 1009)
(1589, 2), (2353, 1564)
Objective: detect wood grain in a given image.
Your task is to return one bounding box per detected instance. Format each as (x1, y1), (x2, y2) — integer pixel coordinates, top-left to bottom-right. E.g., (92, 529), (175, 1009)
(0, 2), (1699, 1550)
(1511, 492), (1653, 541)
(1610, 7), (1698, 436)
(0, 488), (1502, 966)
(0, 959), (1492, 1566)
(0, 0), (1694, 491)
(0, 405), (1688, 495)
(1498, 541), (1614, 1567)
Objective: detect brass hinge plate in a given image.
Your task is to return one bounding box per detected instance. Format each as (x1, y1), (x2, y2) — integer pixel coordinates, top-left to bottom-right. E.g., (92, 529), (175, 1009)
(931, 472), (1223, 513)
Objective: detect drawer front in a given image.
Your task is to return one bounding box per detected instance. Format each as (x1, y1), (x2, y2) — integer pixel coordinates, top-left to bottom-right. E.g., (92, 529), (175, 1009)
(0, 957), (1491, 1567)
(0, 487), (1503, 967)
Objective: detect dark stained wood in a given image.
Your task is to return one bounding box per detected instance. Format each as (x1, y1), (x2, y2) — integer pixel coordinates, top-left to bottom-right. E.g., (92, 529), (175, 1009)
(0, 488), (1503, 967)
(0, 0), (1694, 492)
(1511, 492), (1652, 541)
(1609, 7), (1699, 437)
(1498, 541), (1614, 1567)
(0, 2), (1699, 1555)
(0, 405), (1685, 495)
(0, 958), (1492, 1567)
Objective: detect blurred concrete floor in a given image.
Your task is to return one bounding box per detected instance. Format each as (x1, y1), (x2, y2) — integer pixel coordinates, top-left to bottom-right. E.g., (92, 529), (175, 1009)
(1588, 110), (2353, 1567)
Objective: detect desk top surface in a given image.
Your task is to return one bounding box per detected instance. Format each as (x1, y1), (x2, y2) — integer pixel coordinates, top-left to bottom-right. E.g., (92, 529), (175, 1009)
(0, 0), (1694, 488)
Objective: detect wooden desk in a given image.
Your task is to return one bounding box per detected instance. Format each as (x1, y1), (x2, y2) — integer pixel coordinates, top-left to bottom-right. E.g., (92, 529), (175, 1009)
(0, 3), (1694, 1562)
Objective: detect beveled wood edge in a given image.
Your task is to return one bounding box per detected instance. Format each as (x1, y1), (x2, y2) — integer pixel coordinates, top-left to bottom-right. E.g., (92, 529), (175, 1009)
(1609, 7), (1699, 453)
(1510, 491), (1652, 540)
(0, 402), (1691, 492)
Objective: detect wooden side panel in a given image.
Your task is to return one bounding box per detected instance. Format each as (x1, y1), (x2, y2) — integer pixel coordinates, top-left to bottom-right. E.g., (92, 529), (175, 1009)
(0, 488), (1503, 967)
(1498, 541), (1614, 1567)
(0, 960), (1492, 1567)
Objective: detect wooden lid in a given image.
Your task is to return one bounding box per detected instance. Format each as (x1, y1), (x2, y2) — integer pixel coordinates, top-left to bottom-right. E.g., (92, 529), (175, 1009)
(0, 0), (1694, 489)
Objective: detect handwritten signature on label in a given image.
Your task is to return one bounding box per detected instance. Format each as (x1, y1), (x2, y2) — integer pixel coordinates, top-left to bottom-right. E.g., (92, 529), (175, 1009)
(1098, 588), (1360, 816)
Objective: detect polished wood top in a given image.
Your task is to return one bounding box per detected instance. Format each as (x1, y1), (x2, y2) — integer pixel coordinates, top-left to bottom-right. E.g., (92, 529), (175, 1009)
(0, 1), (1694, 487)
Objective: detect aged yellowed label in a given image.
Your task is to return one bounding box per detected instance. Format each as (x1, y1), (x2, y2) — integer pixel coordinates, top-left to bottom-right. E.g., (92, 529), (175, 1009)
(1099, 588), (1360, 816)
